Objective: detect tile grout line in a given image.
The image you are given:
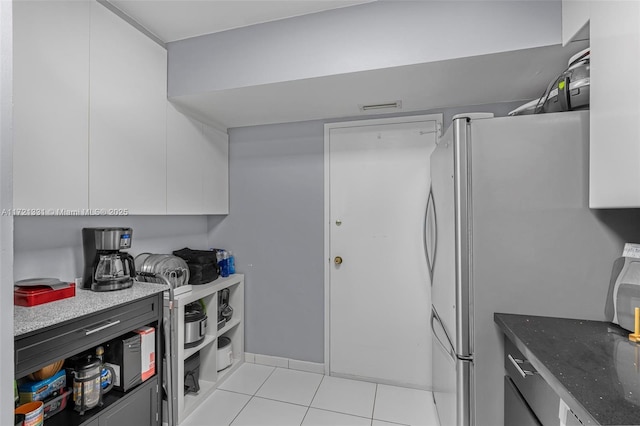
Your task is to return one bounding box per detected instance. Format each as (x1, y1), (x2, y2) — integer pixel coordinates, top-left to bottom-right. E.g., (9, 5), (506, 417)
(251, 394), (316, 409)
(305, 406), (374, 421)
(229, 366), (278, 425)
(300, 373), (325, 425)
(218, 388), (255, 398)
(371, 383), (379, 426)
(228, 394), (254, 426)
(253, 365), (279, 395)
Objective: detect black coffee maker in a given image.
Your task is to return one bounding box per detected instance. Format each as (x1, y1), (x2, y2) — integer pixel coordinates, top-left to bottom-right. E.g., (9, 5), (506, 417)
(82, 227), (135, 291)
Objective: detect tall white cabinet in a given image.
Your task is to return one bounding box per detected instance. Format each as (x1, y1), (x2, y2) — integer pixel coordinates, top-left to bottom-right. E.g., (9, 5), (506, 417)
(89, 2), (168, 214)
(561, 0), (640, 208)
(588, 1), (640, 208)
(13, 1), (90, 212)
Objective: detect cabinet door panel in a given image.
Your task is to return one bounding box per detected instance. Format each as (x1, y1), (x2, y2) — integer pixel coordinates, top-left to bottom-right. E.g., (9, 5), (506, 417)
(166, 103), (206, 214)
(89, 2), (167, 214)
(203, 125), (229, 214)
(504, 376), (541, 426)
(13, 0), (90, 211)
(99, 377), (159, 426)
(589, 1), (640, 207)
(167, 103), (229, 214)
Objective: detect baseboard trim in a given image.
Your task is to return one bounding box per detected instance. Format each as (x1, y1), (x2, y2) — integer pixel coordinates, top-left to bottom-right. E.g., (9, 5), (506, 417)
(245, 352), (325, 374)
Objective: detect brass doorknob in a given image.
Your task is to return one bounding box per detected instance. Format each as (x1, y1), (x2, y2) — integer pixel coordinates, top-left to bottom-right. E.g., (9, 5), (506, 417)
(334, 256), (343, 265)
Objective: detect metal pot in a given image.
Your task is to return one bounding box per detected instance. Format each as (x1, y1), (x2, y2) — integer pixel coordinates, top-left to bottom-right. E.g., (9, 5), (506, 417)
(184, 302), (207, 348)
(135, 253), (189, 289)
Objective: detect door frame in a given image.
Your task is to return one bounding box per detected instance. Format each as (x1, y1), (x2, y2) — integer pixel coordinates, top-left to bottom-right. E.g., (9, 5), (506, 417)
(323, 114), (443, 376)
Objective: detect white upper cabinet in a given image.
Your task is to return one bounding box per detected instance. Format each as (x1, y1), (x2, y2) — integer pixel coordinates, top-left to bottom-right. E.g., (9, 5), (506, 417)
(13, 1), (228, 215)
(167, 103), (229, 215)
(202, 123), (229, 214)
(562, 0), (590, 46)
(89, 2), (168, 214)
(589, 1), (640, 208)
(13, 1), (90, 212)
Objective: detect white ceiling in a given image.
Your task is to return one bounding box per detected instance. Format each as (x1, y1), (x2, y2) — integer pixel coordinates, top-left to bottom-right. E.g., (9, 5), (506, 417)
(169, 42), (589, 129)
(109, 0), (374, 42)
(106, 0), (586, 129)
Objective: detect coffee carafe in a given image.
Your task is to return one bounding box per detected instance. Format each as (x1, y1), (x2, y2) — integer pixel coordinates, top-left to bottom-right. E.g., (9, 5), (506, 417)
(69, 355), (114, 415)
(82, 228), (135, 292)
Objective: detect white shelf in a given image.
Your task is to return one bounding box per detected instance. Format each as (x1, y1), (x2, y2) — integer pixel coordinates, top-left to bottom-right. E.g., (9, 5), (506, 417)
(171, 274), (243, 306)
(184, 334), (216, 360)
(169, 273), (244, 425)
(183, 379), (217, 414)
(218, 317), (240, 337)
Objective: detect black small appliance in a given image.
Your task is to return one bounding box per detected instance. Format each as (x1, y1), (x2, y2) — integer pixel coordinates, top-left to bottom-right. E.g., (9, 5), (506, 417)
(218, 288), (233, 326)
(184, 351), (200, 395)
(82, 227), (135, 292)
(103, 332), (142, 392)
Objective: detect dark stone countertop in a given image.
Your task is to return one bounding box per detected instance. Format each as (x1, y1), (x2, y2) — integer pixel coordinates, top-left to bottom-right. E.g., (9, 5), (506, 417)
(495, 313), (640, 426)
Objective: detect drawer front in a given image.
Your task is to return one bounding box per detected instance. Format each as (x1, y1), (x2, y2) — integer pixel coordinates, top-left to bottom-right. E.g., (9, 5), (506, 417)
(505, 338), (560, 426)
(98, 376), (159, 426)
(504, 376), (541, 426)
(15, 294), (160, 377)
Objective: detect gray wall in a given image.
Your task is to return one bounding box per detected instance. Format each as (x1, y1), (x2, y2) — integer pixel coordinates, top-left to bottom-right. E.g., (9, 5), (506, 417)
(208, 121), (326, 363)
(168, 0), (561, 97)
(208, 101), (525, 363)
(14, 216), (210, 282)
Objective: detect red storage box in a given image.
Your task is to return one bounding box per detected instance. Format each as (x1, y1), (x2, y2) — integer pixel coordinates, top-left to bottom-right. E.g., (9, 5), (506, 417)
(14, 283), (75, 307)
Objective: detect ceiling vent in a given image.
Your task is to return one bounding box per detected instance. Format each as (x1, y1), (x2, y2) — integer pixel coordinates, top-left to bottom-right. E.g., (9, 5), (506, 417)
(359, 101), (402, 111)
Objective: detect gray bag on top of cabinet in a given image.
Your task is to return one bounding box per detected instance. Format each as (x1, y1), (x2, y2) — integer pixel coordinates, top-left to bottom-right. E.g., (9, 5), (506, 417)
(606, 256), (640, 332)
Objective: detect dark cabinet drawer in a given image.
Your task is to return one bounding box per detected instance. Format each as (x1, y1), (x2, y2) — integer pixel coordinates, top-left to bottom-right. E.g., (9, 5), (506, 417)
(15, 294), (160, 377)
(504, 339), (560, 426)
(504, 376), (541, 426)
(45, 377), (159, 426)
(99, 376), (159, 426)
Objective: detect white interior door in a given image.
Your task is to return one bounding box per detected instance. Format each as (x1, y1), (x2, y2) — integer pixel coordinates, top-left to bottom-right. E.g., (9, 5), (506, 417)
(327, 116), (439, 388)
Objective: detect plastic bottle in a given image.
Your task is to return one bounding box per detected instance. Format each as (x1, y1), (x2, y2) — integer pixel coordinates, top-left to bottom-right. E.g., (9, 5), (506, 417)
(217, 250), (229, 277)
(228, 251), (236, 275)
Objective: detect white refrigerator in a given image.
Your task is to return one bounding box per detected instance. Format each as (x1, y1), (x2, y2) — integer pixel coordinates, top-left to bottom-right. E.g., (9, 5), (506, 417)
(426, 111), (635, 426)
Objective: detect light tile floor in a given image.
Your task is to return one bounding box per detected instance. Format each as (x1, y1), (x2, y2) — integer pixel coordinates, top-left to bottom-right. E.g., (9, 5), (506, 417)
(181, 363), (439, 426)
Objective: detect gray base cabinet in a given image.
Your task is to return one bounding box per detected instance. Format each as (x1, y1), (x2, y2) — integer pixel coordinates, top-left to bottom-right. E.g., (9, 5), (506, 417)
(98, 377), (159, 426)
(502, 337), (585, 426)
(504, 376), (541, 426)
(14, 293), (163, 426)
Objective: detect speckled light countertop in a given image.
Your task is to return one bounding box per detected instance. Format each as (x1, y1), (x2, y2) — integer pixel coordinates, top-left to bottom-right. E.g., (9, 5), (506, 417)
(495, 313), (640, 426)
(14, 281), (166, 337)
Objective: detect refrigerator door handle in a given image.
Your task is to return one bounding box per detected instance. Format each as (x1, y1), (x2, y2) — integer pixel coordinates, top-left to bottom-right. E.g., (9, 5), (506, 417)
(424, 186), (437, 284)
(431, 306), (455, 361)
